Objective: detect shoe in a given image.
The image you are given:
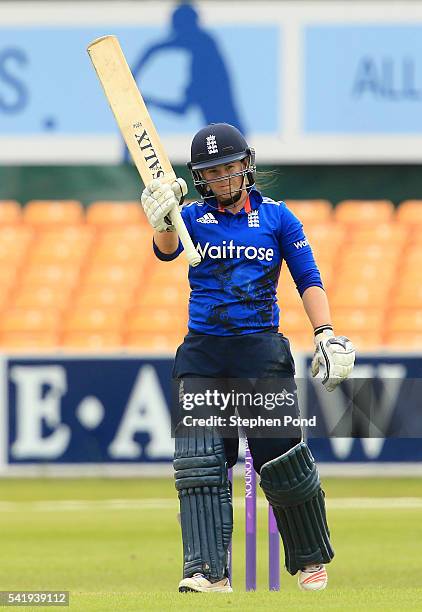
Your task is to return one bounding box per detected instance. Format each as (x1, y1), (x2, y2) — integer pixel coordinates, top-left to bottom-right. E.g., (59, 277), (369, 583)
(179, 573), (233, 593)
(298, 564), (328, 591)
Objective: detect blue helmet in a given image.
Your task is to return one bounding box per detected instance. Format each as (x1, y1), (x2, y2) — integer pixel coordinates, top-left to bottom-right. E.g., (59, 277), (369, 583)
(187, 123), (256, 198)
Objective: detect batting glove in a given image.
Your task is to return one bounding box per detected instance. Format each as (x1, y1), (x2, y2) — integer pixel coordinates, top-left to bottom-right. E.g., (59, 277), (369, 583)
(141, 177), (188, 232)
(311, 325), (355, 392)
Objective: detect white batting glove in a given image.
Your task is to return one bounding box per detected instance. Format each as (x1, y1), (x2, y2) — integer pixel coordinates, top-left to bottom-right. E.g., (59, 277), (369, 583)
(311, 325), (355, 392)
(141, 178), (188, 232)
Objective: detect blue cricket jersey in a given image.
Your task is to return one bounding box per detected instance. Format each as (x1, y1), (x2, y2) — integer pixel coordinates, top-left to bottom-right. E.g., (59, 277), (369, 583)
(153, 187), (323, 336)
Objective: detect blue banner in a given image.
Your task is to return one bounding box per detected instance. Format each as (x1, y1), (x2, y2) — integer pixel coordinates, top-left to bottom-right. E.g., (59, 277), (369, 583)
(2, 353), (421, 468)
(0, 21), (279, 137)
(305, 25), (422, 133)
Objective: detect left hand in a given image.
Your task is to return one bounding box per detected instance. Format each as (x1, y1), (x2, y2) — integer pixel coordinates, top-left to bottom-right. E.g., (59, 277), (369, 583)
(311, 325), (355, 392)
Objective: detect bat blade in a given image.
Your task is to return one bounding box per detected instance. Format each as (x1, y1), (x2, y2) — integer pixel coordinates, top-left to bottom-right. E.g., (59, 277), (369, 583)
(87, 35), (201, 267)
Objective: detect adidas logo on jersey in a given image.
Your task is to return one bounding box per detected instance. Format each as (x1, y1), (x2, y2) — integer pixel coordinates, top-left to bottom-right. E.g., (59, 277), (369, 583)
(247, 210), (260, 228)
(197, 212), (218, 224)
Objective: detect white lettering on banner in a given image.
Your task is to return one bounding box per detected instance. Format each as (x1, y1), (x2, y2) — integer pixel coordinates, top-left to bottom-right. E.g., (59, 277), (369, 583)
(10, 366), (70, 459)
(196, 240), (274, 262)
(311, 363), (406, 459)
(108, 365), (173, 459)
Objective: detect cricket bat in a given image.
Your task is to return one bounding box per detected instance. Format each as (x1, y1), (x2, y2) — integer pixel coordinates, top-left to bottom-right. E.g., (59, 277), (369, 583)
(87, 35), (201, 267)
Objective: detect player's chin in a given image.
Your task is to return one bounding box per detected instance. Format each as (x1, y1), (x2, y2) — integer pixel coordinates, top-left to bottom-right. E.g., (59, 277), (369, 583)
(218, 192), (241, 206)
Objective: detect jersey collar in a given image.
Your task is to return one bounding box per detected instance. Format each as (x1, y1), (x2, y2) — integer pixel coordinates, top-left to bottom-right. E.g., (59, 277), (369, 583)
(205, 186), (263, 214)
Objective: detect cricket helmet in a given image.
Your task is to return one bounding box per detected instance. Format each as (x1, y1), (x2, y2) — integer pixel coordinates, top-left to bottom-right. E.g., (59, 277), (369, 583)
(187, 123), (256, 198)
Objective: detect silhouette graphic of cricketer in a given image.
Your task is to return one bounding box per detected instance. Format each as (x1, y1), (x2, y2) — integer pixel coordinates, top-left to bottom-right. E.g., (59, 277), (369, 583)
(127, 2), (245, 160)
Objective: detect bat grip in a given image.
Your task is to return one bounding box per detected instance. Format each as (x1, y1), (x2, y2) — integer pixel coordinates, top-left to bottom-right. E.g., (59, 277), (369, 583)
(168, 206), (201, 267)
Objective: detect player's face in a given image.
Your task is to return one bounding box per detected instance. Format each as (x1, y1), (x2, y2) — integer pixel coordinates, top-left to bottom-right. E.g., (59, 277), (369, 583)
(201, 160), (246, 206)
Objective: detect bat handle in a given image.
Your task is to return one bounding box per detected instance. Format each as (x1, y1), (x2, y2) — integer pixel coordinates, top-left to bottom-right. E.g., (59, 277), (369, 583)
(169, 206), (202, 267)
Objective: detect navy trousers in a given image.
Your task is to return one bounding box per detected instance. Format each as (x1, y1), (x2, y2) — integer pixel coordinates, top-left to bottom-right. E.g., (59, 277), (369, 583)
(172, 330), (302, 473)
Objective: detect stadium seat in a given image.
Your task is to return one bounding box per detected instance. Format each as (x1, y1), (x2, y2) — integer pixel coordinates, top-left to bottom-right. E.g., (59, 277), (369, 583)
(87, 201), (146, 225)
(392, 283), (422, 308)
(0, 331), (60, 351)
(334, 200), (394, 225)
(344, 330), (383, 350)
(125, 331), (185, 352)
(30, 241), (88, 265)
(83, 263), (143, 289)
(279, 307), (310, 334)
(24, 200), (83, 226)
(64, 307), (126, 333)
(0, 200), (22, 224)
(350, 223), (407, 246)
(74, 287), (135, 310)
(385, 331), (422, 349)
(338, 260), (396, 284)
(136, 283), (190, 308)
(397, 200), (422, 225)
(0, 308), (61, 333)
(21, 263), (81, 289)
(12, 285), (74, 310)
(126, 306), (188, 334)
(332, 309), (384, 335)
(283, 200), (332, 224)
(388, 309), (422, 333)
(329, 282), (391, 308)
(61, 331), (123, 350)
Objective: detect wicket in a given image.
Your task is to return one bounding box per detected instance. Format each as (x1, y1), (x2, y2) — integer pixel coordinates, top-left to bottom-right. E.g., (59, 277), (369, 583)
(228, 440), (280, 590)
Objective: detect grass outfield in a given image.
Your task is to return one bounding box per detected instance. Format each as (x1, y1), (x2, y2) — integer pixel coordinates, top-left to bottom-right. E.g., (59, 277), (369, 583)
(0, 477), (421, 611)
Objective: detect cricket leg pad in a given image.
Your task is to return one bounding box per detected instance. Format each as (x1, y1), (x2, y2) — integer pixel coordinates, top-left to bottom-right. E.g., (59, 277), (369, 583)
(174, 425), (233, 582)
(259, 441), (334, 575)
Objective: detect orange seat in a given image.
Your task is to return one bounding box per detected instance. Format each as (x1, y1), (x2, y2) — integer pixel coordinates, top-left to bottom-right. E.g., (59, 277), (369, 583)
(0, 331), (60, 351)
(0, 308), (61, 333)
(126, 306), (188, 334)
(125, 331), (185, 352)
(402, 246), (422, 267)
(385, 331), (422, 349)
(148, 258), (187, 284)
(12, 285), (74, 310)
(87, 202), (145, 226)
(30, 241), (89, 265)
(332, 309), (384, 335)
(136, 283), (189, 308)
(61, 331), (123, 350)
(284, 200), (332, 224)
(338, 260), (396, 284)
(64, 307), (126, 333)
(0, 265), (22, 291)
(39, 226), (95, 246)
(74, 287), (135, 309)
(90, 242), (152, 266)
(0, 201), (22, 224)
(344, 330), (384, 350)
(388, 309), (422, 333)
(304, 223), (345, 247)
(21, 263), (81, 288)
(392, 283), (422, 308)
(335, 200), (394, 225)
(351, 223), (407, 246)
(329, 283), (391, 308)
(341, 244), (400, 266)
(83, 264), (143, 289)
(24, 200), (83, 226)
(279, 307), (309, 334)
(397, 200), (422, 225)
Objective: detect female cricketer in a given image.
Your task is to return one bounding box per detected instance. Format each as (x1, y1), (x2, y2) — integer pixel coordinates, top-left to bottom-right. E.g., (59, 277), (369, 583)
(141, 123), (355, 593)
